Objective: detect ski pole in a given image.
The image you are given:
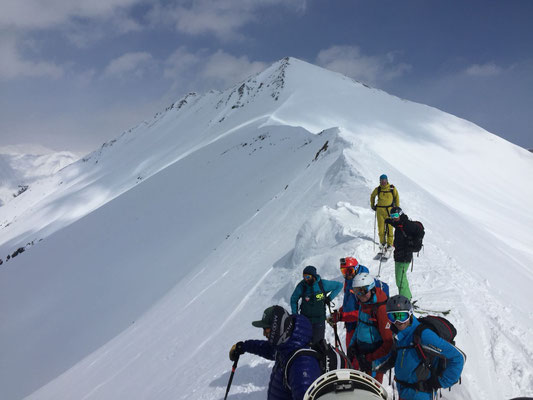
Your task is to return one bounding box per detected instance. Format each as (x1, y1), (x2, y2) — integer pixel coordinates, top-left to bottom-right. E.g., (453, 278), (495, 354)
(373, 209), (377, 252)
(224, 356), (239, 400)
(327, 304), (344, 353)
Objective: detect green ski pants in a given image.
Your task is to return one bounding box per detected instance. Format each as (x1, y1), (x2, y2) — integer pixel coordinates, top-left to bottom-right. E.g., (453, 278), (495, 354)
(395, 261), (412, 300)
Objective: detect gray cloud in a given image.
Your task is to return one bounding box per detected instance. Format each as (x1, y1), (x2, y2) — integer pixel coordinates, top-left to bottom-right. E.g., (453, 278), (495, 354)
(0, 36), (64, 80)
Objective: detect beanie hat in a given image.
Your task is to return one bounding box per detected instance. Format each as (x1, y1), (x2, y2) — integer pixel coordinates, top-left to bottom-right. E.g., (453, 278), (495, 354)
(303, 265), (317, 278)
(379, 174), (388, 180)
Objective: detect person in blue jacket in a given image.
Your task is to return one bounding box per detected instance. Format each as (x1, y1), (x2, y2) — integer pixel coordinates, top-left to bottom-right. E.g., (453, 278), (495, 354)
(290, 265), (343, 344)
(385, 295), (465, 400)
(229, 305), (322, 400)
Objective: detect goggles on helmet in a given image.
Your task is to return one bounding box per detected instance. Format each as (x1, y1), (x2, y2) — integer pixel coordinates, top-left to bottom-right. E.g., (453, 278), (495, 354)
(303, 274), (314, 281)
(390, 212), (400, 219)
(387, 310), (412, 324)
(354, 286), (371, 295)
(340, 266), (356, 276)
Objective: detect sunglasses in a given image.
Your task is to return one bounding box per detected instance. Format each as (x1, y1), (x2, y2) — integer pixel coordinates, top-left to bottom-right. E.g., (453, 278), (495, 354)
(390, 213), (400, 219)
(303, 274), (314, 280)
(387, 310), (412, 324)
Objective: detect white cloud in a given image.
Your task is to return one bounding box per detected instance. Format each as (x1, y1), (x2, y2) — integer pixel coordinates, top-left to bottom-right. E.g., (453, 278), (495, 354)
(103, 52), (154, 78)
(164, 47), (266, 91)
(148, 0), (306, 41)
(465, 62), (503, 77)
(0, 37), (63, 80)
(316, 45), (411, 86)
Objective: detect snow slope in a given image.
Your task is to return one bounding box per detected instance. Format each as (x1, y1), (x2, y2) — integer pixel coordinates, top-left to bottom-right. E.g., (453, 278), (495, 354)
(0, 58), (532, 400)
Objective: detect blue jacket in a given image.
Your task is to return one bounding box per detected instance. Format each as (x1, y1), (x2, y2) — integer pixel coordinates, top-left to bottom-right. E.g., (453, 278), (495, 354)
(393, 316), (465, 400)
(242, 315), (322, 400)
(290, 275), (343, 324)
(341, 265), (369, 331)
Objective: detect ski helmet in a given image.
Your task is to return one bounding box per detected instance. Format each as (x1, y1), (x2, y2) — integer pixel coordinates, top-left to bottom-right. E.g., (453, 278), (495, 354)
(352, 273), (375, 291)
(303, 369), (388, 400)
(386, 295), (412, 313)
(340, 257), (358, 268)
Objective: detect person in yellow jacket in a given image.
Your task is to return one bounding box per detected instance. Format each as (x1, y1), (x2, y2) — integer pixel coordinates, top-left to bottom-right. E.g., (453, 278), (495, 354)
(370, 174), (399, 252)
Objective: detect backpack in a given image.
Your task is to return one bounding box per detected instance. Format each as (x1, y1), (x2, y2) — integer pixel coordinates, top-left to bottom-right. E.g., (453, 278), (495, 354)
(283, 339), (352, 390)
(377, 185), (398, 207)
(399, 220), (425, 252)
(395, 316), (466, 387)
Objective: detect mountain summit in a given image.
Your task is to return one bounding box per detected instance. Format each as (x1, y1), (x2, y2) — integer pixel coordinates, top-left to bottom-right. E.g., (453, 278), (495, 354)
(1, 58), (532, 400)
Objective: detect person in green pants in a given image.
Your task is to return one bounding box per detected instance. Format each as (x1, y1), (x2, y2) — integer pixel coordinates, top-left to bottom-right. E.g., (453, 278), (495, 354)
(385, 207), (424, 300)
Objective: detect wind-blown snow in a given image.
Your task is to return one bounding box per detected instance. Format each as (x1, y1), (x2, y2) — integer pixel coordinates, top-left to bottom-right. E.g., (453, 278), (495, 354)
(0, 58), (532, 400)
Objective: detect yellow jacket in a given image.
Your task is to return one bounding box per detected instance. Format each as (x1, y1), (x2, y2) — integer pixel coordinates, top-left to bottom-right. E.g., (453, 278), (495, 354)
(370, 184), (399, 208)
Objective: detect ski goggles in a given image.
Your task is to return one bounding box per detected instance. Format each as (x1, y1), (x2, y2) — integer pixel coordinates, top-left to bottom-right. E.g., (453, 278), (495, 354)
(340, 266), (355, 276)
(303, 274), (314, 281)
(387, 310), (412, 324)
(390, 212), (400, 219)
(354, 286), (371, 295)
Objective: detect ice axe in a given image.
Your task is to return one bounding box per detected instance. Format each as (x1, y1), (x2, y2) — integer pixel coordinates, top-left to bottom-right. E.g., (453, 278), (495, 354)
(327, 303), (344, 353)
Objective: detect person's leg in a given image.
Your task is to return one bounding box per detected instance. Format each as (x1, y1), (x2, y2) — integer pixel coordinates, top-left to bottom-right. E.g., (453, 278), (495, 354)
(386, 219), (394, 247)
(311, 321), (326, 344)
(376, 208), (387, 246)
(395, 261), (412, 299)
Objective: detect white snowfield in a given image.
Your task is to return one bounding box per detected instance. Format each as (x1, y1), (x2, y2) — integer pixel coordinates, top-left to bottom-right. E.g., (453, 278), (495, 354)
(0, 58), (532, 400)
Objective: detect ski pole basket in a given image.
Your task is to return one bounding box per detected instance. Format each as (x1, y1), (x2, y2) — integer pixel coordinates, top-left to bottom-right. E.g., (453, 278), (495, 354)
(303, 369), (388, 400)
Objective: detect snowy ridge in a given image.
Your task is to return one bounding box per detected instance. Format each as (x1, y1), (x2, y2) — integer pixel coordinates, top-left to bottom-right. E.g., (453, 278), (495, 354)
(0, 58), (532, 400)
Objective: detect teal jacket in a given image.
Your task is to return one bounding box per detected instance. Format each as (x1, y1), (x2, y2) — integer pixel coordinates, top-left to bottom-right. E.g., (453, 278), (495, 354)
(290, 275), (343, 324)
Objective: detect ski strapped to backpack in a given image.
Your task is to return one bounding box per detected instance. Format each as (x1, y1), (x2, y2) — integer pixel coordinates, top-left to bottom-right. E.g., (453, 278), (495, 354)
(394, 315), (466, 392)
(284, 339), (352, 390)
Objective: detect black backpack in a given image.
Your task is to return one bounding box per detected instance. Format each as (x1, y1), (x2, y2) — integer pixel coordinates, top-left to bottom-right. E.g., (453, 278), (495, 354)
(284, 339), (352, 390)
(399, 220), (425, 252)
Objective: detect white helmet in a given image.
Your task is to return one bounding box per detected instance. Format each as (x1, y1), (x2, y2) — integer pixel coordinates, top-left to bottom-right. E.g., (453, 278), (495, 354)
(352, 273), (375, 291)
(303, 369), (388, 400)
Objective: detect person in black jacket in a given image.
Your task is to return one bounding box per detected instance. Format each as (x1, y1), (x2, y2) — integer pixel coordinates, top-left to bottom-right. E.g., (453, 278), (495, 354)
(385, 207), (422, 300)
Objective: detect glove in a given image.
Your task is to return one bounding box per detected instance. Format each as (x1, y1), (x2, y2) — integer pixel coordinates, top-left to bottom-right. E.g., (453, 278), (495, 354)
(420, 374), (441, 392)
(329, 310), (342, 323)
(384, 218), (392, 225)
(229, 341), (244, 361)
(372, 205), (377, 211)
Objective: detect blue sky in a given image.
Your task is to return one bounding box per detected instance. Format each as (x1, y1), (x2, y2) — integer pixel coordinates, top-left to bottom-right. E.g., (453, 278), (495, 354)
(1, 0), (532, 153)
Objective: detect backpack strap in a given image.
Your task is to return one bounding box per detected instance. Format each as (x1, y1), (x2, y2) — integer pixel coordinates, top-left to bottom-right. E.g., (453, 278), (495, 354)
(284, 349), (321, 390)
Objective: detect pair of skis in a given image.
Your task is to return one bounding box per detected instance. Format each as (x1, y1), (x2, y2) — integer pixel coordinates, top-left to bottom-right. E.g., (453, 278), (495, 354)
(412, 300), (451, 316)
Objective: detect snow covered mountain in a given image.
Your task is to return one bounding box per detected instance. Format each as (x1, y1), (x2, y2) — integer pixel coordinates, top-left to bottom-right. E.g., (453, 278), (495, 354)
(0, 57), (532, 400)
(0, 146), (78, 207)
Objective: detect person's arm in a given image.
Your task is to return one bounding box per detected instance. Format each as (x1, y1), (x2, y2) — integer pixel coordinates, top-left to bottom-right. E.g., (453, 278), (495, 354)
(370, 188), (378, 210)
(393, 186), (399, 207)
(324, 280), (343, 302)
(420, 330), (465, 389)
(290, 283), (303, 314)
(241, 339), (276, 361)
